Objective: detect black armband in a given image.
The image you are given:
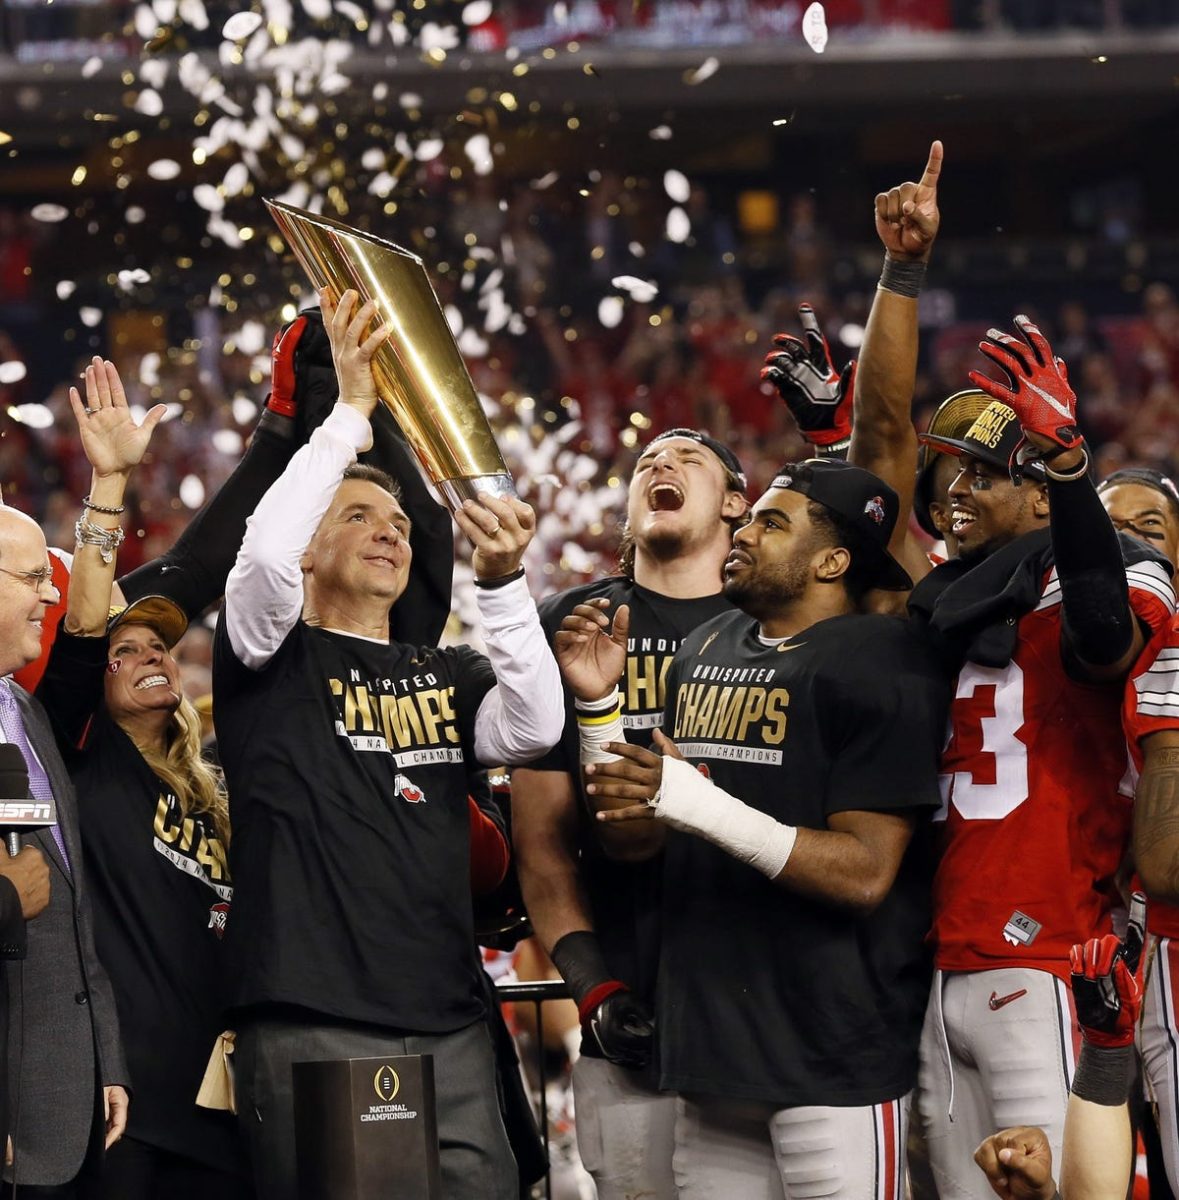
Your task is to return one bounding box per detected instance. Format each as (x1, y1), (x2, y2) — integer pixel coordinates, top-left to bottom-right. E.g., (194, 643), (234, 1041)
(550, 930), (612, 1009)
(1070, 1041), (1133, 1106)
(1048, 467), (1134, 666)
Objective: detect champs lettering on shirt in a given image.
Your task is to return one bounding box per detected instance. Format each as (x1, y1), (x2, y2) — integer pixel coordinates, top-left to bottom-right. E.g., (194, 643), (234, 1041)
(214, 616), (496, 1034)
(528, 577), (732, 1019)
(657, 610), (949, 1108)
(152, 790), (231, 905)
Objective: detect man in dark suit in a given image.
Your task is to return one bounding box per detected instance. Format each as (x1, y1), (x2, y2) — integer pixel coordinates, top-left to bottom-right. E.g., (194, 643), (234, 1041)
(0, 505), (127, 1196)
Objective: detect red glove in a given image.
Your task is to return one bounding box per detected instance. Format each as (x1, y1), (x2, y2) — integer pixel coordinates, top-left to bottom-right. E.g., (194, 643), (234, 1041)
(761, 304), (855, 450)
(1069, 892), (1146, 1048)
(968, 315), (1082, 467)
(266, 315), (309, 418)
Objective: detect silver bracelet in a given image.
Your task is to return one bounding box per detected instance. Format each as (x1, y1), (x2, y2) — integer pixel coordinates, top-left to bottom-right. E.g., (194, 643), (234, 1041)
(878, 254), (928, 299)
(74, 515), (125, 565)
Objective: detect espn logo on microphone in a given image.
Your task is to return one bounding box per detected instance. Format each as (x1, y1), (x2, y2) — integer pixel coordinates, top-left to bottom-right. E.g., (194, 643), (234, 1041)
(0, 802), (52, 822)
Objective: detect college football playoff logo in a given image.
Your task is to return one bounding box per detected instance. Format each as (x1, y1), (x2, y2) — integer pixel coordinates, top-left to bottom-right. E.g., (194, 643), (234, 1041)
(373, 1064), (400, 1103)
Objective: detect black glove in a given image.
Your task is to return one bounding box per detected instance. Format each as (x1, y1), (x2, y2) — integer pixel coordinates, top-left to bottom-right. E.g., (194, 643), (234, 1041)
(551, 930), (655, 1071)
(761, 303), (855, 453)
(583, 988), (655, 1070)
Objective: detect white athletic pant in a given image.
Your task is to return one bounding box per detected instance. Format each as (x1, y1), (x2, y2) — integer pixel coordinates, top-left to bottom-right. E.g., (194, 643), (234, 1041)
(1140, 935), (1179, 1195)
(915, 968), (1078, 1200)
(671, 1092), (908, 1200)
(571, 1055), (677, 1200)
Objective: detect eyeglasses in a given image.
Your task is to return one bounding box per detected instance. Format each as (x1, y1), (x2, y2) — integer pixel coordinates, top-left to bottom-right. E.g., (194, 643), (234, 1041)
(0, 564), (59, 594)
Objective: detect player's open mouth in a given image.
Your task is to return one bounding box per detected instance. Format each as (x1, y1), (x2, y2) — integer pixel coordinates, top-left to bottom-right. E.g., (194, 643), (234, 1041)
(135, 674), (170, 690)
(951, 508), (976, 536)
(648, 483), (685, 512)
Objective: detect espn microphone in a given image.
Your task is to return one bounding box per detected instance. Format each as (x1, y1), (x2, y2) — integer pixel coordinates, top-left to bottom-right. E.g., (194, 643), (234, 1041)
(0, 743), (56, 858)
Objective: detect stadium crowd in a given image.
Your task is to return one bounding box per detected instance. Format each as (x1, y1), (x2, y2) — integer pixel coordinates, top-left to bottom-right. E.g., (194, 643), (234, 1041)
(0, 134), (1175, 1200)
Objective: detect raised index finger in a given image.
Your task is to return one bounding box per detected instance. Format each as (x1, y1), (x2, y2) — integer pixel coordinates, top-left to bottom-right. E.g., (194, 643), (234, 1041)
(919, 140), (943, 190)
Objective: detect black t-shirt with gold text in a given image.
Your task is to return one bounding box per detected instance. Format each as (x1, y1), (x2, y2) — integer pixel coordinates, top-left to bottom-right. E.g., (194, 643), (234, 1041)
(213, 617), (495, 1032)
(529, 577), (731, 1012)
(658, 610), (949, 1107)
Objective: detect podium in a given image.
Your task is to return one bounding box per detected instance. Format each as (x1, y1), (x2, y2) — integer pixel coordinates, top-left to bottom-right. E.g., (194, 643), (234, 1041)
(293, 1053), (443, 1199)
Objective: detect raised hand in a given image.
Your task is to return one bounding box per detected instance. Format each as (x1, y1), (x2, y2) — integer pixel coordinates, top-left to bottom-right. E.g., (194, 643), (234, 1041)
(761, 303), (855, 450)
(455, 495), (536, 582)
(553, 599), (629, 703)
(969, 315), (1082, 465)
(68, 357), (165, 478)
(320, 287), (389, 435)
(1069, 891), (1146, 1048)
(875, 140), (943, 261)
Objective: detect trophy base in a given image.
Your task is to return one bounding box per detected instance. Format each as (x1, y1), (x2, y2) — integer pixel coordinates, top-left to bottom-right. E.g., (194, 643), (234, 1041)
(438, 474), (518, 509)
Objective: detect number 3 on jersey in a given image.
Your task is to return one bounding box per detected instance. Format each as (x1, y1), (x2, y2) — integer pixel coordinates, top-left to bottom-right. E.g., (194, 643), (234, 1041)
(936, 661), (1029, 821)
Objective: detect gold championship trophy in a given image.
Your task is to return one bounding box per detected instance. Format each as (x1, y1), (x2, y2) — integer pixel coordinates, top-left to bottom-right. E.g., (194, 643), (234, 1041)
(265, 199), (516, 509)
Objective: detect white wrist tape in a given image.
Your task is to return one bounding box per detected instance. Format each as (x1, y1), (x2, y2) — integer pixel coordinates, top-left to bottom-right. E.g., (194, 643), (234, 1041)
(576, 688), (625, 765)
(654, 757), (797, 880)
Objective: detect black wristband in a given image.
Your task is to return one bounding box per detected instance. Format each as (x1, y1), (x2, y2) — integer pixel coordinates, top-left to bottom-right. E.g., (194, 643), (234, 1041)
(816, 440), (850, 462)
(473, 567), (525, 590)
(878, 254), (928, 299)
(550, 930), (612, 1009)
(1070, 1041), (1133, 1106)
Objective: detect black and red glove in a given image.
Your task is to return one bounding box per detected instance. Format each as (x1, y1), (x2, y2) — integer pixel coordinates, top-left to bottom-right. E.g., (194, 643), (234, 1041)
(761, 304), (855, 452)
(551, 930), (654, 1070)
(968, 315), (1083, 473)
(1069, 892), (1146, 1049)
(266, 314), (309, 419)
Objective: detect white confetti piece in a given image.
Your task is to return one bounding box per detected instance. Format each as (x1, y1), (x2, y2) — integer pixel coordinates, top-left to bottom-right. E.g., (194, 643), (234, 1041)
(458, 327), (489, 357)
(139, 58), (169, 90)
(126, 206), (146, 224)
(415, 138), (444, 162)
(56, 281), (76, 300)
(685, 56), (719, 86)
(231, 396), (258, 425)
(663, 169), (690, 204)
(79, 307), (104, 328)
(140, 353), (161, 386)
(147, 158), (181, 180)
(222, 161), (250, 196)
(117, 268), (152, 291)
(222, 11), (264, 40)
(665, 206), (691, 243)
(31, 203), (69, 223)
(531, 171), (559, 190)
(178, 0), (209, 30)
(193, 184), (225, 213)
(7, 404), (54, 429)
(81, 56), (104, 79)
(361, 147), (386, 170)
(301, 0), (331, 18)
(134, 4), (160, 40)
(398, 91), (421, 108)
(598, 296), (623, 329)
(180, 474), (206, 509)
(462, 0), (492, 23)
(0, 362), (28, 385)
(213, 429), (244, 456)
(611, 275), (658, 303)
(464, 133), (493, 176)
(419, 22), (459, 52)
(648, 125), (673, 140)
(235, 320), (267, 355)
(802, 2), (829, 53)
(135, 89), (164, 117)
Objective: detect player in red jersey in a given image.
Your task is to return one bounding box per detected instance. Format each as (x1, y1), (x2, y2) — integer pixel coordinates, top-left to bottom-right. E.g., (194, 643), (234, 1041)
(1101, 467), (1179, 1194)
(848, 140), (1175, 1198)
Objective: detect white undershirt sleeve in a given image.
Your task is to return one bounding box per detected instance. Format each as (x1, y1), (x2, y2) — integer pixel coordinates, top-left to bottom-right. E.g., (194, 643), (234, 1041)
(225, 404), (372, 669)
(472, 575), (565, 765)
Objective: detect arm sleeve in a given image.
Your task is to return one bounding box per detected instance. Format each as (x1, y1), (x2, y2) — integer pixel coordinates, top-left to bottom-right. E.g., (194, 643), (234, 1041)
(33, 629), (110, 754)
(117, 421), (295, 623)
(472, 576), (566, 766)
(224, 403), (371, 669)
(1050, 474), (1146, 666)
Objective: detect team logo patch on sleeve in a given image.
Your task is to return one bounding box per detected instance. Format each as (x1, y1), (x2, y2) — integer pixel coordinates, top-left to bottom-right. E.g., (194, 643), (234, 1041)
(1002, 910), (1042, 947)
(208, 902), (229, 938)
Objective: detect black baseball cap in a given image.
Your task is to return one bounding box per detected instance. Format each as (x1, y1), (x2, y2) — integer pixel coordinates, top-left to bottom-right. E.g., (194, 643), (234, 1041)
(919, 398), (1047, 483)
(914, 389), (992, 537)
(646, 428), (747, 490)
(107, 595), (188, 650)
(766, 459), (913, 591)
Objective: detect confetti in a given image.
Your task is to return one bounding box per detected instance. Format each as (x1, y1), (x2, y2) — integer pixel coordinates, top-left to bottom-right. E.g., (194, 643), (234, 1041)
(56, 281), (76, 301)
(147, 158), (182, 180)
(611, 276), (658, 303)
(462, 0), (492, 24)
(648, 125), (673, 140)
(223, 11), (264, 40)
(180, 475), (206, 509)
(684, 57), (719, 86)
(31, 204), (69, 223)
(802, 2), (829, 53)
(665, 206), (691, 243)
(213, 430), (245, 456)
(81, 56), (104, 79)
(598, 297), (624, 329)
(663, 169), (690, 204)
(7, 405), (54, 429)
(0, 363), (28, 385)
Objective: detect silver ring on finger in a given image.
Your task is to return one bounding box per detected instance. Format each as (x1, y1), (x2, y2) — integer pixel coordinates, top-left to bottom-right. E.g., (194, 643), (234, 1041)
(489, 522), (501, 535)
(83, 407), (95, 415)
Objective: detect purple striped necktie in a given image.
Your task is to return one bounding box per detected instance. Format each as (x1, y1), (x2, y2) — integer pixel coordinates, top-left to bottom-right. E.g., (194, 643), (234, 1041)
(0, 682), (71, 873)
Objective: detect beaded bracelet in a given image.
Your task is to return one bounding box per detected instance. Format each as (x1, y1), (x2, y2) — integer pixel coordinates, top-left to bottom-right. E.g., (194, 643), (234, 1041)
(82, 494), (126, 516)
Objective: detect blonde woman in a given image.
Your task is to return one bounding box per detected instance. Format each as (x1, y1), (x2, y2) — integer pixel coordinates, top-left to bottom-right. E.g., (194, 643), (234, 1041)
(34, 358), (249, 1199)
